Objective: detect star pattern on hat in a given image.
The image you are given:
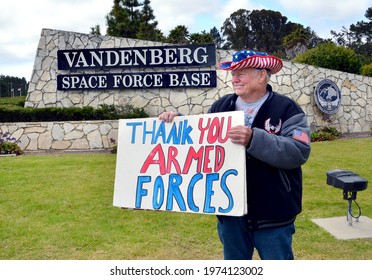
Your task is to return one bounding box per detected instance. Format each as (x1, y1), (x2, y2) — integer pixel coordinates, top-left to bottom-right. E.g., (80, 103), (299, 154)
(219, 49), (282, 74)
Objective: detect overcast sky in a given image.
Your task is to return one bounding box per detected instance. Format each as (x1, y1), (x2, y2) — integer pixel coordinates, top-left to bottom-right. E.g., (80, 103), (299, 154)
(0, 0), (370, 81)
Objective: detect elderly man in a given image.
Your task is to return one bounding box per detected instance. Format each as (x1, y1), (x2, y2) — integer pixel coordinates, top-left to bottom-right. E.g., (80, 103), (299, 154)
(159, 50), (311, 260)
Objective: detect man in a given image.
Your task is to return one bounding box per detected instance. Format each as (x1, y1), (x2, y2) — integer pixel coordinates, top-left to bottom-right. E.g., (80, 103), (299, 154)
(159, 50), (311, 260)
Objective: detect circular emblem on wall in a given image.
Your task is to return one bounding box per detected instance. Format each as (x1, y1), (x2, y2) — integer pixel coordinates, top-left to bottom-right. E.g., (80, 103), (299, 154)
(314, 79), (341, 114)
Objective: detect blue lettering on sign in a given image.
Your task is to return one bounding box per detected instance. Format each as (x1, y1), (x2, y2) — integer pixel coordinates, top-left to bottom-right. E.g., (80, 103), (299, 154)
(153, 176), (165, 210)
(166, 174), (186, 211)
(218, 169), (236, 213)
(143, 120), (157, 144)
(126, 122), (142, 144)
(187, 174), (203, 212)
(134, 169), (237, 214)
(203, 173), (218, 213)
(135, 176), (151, 208)
(126, 120), (194, 145)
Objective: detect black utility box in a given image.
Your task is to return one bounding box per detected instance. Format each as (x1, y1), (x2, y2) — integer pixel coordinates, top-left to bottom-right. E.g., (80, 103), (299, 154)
(326, 170), (368, 192)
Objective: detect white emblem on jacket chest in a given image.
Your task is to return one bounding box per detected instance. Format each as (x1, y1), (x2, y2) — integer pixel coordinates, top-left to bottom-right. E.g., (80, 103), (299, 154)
(264, 118), (282, 134)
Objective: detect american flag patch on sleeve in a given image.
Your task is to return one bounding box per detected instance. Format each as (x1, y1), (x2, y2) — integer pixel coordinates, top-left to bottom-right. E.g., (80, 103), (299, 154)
(293, 129), (310, 144)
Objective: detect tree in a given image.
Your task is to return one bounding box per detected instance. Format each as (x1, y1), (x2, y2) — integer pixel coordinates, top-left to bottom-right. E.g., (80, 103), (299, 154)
(350, 7), (372, 44)
(166, 26), (215, 45)
(210, 27), (224, 48)
(283, 26), (312, 59)
(331, 7), (372, 57)
(220, 9), (251, 50)
(0, 75), (28, 97)
(166, 25), (190, 44)
(220, 9), (318, 57)
(349, 7), (372, 58)
(105, 0), (164, 41)
(106, 0), (131, 37)
(331, 26), (353, 46)
(122, 0), (143, 38)
(189, 31), (214, 44)
(248, 9), (288, 53)
(293, 42), (363, 74)
(90, 24), (101, 36)
(106, 0), (143, 38)
(136, 0), (164, 41)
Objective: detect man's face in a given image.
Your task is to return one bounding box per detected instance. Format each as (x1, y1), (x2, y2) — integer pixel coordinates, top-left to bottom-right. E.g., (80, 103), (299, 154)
(231, 68), (265, 100)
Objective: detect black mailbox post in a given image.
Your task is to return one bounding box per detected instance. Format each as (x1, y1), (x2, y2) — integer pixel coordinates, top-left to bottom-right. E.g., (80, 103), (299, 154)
(326, 170), (368, 225)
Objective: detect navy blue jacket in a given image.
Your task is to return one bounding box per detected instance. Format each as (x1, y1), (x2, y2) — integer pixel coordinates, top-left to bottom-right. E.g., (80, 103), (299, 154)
(210, 85), (311, 229)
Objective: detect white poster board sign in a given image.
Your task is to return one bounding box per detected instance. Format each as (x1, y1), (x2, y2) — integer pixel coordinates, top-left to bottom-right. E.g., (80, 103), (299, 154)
(113, 111), (247, 216)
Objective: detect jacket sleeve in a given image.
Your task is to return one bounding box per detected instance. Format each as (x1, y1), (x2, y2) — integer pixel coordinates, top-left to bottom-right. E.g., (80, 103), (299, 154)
(247, 113), (311, 169)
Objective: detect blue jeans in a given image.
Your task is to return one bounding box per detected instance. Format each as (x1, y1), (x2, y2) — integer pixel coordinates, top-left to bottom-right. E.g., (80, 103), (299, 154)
(217, 216), (295, 260)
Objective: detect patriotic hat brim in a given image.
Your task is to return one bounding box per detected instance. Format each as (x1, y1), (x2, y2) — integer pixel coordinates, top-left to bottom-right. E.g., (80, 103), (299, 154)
(218, 50), (283, 74)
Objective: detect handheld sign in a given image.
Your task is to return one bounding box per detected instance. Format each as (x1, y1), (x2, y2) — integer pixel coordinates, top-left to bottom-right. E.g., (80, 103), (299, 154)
(113, 111), (247, 216)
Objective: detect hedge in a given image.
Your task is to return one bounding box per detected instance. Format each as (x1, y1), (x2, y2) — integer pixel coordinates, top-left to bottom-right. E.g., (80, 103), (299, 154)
(0, 105), (149, 122)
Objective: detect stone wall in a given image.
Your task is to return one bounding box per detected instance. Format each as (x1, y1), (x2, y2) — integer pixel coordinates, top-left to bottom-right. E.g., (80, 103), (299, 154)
(272, 62), (371, 134)
(0, 120), (117, 153)
(26, 28), (372, 135)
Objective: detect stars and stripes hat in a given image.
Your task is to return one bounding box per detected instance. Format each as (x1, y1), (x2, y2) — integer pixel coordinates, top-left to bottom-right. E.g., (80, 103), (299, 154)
(218, 50), (283, 74)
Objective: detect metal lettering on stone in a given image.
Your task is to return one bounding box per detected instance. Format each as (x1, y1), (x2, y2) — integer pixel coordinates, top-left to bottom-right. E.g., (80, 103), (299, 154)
(57, 71), (217, 90)
(314, 79), (341, 114)
(57, 44), (216, 70)
(57, 44), (217, 90)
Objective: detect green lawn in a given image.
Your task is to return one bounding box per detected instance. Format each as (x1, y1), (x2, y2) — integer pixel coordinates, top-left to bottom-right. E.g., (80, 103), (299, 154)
(0, 96), (25, 110)
(0, 137), (371, 260)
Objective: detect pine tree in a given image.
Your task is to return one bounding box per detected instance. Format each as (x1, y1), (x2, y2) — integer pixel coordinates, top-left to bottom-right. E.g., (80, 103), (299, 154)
(106, 0), (130, 37)
(136, 0), (164, 41)
(106, 0), (143, 38)
(210, 27), (224, 48)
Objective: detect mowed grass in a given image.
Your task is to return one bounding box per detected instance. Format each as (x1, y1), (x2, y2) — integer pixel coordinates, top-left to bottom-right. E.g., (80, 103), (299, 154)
(296, 137), (372, 260)
(0, 137), (371, 260)
(0, 153), (221, 260)
(0, 96), (25, 110)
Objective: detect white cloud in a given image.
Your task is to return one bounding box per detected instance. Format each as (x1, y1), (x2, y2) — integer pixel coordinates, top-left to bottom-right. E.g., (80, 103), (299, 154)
(279, 0), (368, 20)
(150, 0), (222, 34)
(217, 0), (264, 21)
(278, 0), (370, 37)
(150, 0), (267, 35)
(0, 0), (112, 79)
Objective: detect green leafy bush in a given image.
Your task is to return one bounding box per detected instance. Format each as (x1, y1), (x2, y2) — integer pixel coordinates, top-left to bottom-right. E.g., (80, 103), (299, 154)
(0, 104), (148, 122)
(360, 63), (372, 77)
(293, 42), (363, 74)
(311, 127), (341, 142)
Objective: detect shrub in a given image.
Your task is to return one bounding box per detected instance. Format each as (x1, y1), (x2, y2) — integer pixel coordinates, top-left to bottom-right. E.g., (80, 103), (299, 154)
(0, 132), (23, 155)
(360, 63), (372, 77)
(0, 104), (148, 122)
(311, 127), (341, 142)
(293, 42), (363, 74)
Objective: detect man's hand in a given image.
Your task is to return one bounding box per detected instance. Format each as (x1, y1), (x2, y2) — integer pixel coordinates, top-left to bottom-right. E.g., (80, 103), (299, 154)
(228, 125), (253, 146)
(158, 111), (179, 123)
